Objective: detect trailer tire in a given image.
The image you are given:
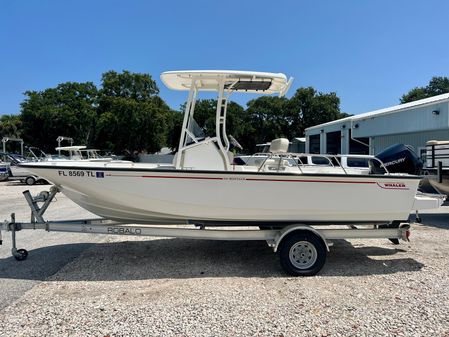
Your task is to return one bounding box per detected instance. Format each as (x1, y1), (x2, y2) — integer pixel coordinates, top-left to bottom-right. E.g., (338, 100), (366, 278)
(279, 231), (326, 276)
(37, 179), (49, 185)
(14, 249), (28, 261)
(25, 176), (36, 185)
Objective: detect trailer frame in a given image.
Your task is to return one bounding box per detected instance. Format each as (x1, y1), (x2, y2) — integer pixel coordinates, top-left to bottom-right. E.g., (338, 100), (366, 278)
(0, 187), (412, 276)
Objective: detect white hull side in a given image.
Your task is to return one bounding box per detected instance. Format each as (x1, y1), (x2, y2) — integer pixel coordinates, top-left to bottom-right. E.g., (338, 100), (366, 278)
(23, 163), (421, 224)
(10, 165), (33, 177)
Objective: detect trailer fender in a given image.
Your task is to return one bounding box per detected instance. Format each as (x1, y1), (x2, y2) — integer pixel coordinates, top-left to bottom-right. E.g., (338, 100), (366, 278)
(273, 225), (330, 253)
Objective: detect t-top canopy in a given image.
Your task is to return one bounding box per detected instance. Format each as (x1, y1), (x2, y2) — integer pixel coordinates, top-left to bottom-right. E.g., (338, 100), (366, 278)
(161, 70), (293, 96)
(55, 146), (87, 151)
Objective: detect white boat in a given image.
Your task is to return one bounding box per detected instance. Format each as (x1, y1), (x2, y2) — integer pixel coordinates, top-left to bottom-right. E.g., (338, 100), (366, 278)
(53, 145), (116, 161)
(20, 70), (433, 225)
(0, 152), (45, 185)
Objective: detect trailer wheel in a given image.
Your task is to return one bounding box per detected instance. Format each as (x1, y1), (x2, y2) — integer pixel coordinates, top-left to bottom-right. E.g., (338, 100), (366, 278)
(25, 176), (36, 185)
(279, 231), (326, 276)
(14, 249), (28, 261)
(38, 190), (50, 201)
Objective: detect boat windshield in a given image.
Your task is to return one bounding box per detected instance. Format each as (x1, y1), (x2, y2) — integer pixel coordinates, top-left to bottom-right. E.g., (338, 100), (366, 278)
(186, 117), (206, 144)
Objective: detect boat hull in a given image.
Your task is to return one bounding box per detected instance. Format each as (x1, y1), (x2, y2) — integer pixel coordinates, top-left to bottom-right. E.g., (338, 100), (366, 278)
(22, 163), (421, 225)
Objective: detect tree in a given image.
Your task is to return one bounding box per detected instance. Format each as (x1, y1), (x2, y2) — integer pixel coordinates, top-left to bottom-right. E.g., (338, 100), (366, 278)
(400, 76), (449, 103)
(165, 110), (183, 151)
(16, 70), (347, 156)
(241, 87), (343, 152)
(245, 96), (291, 152)
(100, 70), (159, 100)
(95, 70), (172, 154)
(176, 99), (246, 151)
(96, 97), (170, 153)
(289, 87), (342, 132)
(18, 70), (175, 155)
(20, 82), (98, 152)
(181, 99), (245, 137)
(0, 114), (22, 139)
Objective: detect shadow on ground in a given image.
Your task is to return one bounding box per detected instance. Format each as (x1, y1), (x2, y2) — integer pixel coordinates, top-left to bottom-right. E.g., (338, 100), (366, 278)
(0, 243), (95, 281)
(410, 213), (449, 230)
(0, 238), (423, 281)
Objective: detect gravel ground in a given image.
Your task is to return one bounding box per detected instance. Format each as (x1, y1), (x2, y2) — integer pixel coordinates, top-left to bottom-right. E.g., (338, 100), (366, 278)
(0, 181), (448, 336)
(0, 181), (103, 310)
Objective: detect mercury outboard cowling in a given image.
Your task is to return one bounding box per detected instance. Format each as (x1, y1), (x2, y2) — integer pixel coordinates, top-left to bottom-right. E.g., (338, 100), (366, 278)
(370, 143), (423, 175)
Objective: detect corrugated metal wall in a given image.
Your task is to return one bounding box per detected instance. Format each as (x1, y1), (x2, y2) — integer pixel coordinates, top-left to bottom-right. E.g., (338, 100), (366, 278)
(353, 102), (449, 138)
(372, 129), (449, 155)
(305, 97), (449, 156)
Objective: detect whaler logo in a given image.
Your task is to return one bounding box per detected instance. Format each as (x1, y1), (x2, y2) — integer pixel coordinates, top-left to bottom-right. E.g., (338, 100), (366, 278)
(377, 182), (408, 190)
(384, 182), (406, 188)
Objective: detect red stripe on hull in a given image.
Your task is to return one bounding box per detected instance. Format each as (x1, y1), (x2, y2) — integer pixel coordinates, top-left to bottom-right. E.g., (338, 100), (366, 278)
(246, 178), (376, 184)
(106, 173), (379, 184)
(142, 175), (222, 180)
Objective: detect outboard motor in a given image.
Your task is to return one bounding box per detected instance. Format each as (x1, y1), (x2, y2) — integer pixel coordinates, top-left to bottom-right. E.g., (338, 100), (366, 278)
(370, 143), (423, 175)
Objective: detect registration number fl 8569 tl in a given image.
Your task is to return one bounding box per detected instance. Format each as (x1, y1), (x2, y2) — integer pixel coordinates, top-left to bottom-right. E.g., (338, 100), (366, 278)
(58, 170), (97, 177)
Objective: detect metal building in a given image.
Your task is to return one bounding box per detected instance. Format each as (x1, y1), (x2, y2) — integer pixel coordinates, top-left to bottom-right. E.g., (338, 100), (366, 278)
(305, 93), (449, 159)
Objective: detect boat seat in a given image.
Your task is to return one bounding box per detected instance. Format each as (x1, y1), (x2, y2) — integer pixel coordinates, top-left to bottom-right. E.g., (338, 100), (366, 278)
(368, 159), (387, 174)
(263, 158), (290, 172)
(282, 159), (293, 167)
(269, 138), (289, 153)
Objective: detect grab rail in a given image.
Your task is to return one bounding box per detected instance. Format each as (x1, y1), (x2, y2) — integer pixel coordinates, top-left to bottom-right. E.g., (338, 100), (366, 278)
(249, 152), (390, 175)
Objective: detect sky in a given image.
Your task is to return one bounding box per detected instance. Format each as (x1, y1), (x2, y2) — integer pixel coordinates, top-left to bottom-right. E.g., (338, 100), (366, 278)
(0, 0), (448, 116)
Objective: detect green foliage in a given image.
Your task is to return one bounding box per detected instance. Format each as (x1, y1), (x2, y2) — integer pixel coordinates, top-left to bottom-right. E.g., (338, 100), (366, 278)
(245, 96), (290, 151)
(20, 82), (98, 152)
(338, 112), (352, 119)
(0, 114), (22, 139)
(182, 88), (343, 153)
(178, 99), (216, 138)
(241, 87), (342, 152)
(177, 99), (247, 151)
(290, 87), (341, 130)
(18, 70), (175, 155)
(95, 71), (171, 153)
(100, 70), (159, 100)
(165, 110), (183, 151)
(96, 96), (171, 153)
(400, 76), (449, 103)
(183, 99), (245, 137)
(12, 70), (347, 156)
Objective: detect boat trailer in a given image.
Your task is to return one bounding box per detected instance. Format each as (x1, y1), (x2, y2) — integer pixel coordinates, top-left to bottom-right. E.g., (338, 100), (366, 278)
(0, 187), (412, 276)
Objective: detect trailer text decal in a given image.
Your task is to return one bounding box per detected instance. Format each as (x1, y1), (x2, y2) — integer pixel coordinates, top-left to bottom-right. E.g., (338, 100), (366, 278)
(107, 227), (142, 235)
